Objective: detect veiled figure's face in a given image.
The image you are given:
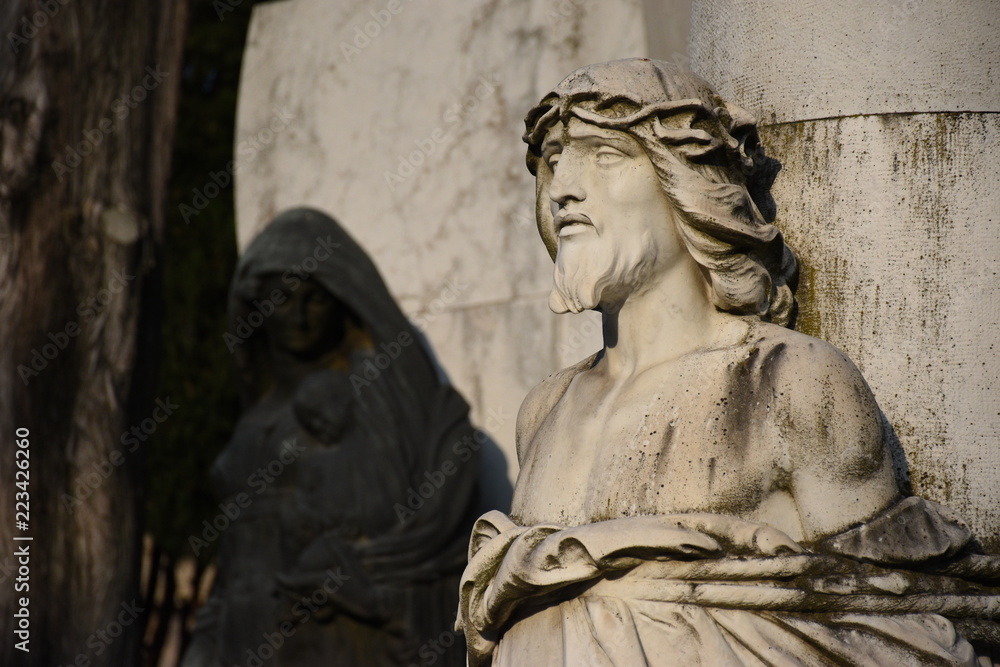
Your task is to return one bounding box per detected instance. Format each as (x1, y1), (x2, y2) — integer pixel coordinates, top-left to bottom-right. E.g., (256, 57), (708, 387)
(541, 118), (687, 313)
(259, 275), (347, 360)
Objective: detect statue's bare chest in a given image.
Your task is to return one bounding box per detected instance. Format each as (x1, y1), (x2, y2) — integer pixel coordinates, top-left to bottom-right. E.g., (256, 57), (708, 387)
(512, 353), (775, 526)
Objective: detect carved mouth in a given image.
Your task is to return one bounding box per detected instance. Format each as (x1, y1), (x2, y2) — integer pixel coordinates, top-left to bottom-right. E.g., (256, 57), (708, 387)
(555, 212), (594, 236)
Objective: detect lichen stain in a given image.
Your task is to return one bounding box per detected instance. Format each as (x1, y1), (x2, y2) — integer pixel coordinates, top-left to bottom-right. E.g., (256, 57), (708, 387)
(756, 112), (999, 548)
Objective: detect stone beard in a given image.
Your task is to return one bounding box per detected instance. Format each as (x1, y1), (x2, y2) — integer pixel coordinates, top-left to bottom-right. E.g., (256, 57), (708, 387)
(456, 58), (1000, 667)
(543, 112), (691, 316)
(549, 223), (658, 314)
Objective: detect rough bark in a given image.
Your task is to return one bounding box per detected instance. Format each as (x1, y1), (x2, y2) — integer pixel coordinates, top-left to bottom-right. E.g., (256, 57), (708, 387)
(0, 0), (186, 664)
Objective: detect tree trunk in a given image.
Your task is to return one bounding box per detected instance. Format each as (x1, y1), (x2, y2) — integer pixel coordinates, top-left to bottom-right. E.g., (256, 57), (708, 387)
(0, 1), (186, 664)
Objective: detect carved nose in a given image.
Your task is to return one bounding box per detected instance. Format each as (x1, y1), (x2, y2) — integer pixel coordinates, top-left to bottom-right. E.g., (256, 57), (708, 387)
(549, 160), (585, 205)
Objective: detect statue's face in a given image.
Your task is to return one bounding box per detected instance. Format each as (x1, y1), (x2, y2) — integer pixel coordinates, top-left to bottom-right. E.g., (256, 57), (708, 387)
(259, 275), (347, 360)
(541, 118), (686, 313)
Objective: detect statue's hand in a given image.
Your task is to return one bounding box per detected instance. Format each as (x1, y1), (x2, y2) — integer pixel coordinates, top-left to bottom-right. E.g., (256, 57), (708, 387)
(654, 513), (805, 556)
(749, 525), (806, 556)
(276, 533), (385, 624)
(292, 531), (357, 574)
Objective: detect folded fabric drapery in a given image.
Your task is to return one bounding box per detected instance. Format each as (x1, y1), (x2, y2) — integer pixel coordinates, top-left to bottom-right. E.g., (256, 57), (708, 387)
(458, 497), (1000, 666)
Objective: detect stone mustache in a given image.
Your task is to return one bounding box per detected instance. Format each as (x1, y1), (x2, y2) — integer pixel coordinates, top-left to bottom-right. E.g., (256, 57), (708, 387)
(456, 59), (1000, 666)
(182, 208), (478, 667)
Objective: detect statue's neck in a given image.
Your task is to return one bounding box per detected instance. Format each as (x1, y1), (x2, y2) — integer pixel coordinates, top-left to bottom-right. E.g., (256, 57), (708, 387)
(599, 262), (736, 378)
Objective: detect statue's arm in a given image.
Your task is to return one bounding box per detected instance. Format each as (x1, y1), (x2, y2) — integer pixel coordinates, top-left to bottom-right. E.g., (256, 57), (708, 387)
(769, 337), (902, 543)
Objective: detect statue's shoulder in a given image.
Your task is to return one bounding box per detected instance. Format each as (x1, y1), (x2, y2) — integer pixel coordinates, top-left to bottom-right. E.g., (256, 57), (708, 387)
(515, 353), (599, 463)
(746, 321), (884, 458)
(746, 321), (868, 388)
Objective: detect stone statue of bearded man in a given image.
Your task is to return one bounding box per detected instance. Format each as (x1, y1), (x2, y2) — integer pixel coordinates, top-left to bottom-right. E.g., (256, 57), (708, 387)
(457, 59), (1000, 666)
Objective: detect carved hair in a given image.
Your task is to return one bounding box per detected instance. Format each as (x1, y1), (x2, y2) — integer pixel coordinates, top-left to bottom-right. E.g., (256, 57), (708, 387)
(523, 59), (798, 327)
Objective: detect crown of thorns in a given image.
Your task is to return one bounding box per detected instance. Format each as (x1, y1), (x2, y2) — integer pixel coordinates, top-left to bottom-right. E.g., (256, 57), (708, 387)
(523, 92), (759, 179)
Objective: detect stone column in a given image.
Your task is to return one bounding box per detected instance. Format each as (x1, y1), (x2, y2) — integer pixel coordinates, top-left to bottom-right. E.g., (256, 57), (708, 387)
(690, 0), (1000, 548)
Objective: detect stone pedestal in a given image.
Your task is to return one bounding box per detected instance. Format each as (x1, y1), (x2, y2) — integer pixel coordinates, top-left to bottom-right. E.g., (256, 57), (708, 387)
(690, 0), (1000, 549)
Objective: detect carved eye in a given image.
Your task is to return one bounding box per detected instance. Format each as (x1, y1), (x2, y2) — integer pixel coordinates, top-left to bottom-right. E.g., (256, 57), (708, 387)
(544, 152), (561, 169)
(595, 147), (625, 165)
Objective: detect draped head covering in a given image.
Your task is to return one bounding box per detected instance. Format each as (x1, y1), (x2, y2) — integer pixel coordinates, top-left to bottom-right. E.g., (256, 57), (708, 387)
(231, 207), (433, 407)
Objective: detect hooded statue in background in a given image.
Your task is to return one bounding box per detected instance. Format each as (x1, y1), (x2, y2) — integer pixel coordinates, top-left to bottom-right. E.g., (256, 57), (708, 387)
(182, 208), (478, 667)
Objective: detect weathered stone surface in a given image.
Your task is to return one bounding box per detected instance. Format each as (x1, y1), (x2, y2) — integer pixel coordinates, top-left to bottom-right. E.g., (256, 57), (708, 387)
(690, 0), (1000, 123)
(761, 113), (1000, 549)
(690, 0), (1000, 552)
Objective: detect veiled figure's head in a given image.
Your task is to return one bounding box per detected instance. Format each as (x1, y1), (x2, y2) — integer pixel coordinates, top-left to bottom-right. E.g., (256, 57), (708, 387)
(228, 208), (433, 407)
(524, 58), (798, 326)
